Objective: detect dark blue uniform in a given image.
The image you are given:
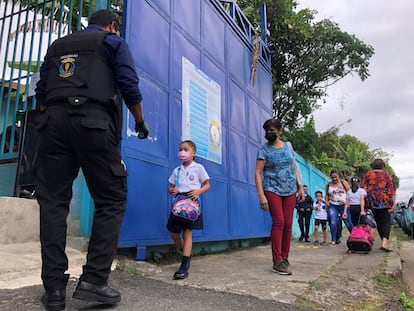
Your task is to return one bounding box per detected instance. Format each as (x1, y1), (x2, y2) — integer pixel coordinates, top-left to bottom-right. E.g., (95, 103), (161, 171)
(35, 25), (142, 292)
(296, 194), (314, 241)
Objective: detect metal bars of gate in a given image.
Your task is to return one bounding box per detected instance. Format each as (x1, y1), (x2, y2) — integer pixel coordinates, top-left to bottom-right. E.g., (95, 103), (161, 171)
(0, 0), (110, 160)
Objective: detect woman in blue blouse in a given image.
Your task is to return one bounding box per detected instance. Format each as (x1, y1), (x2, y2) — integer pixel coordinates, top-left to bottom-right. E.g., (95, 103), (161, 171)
(255, 118), (304, 275)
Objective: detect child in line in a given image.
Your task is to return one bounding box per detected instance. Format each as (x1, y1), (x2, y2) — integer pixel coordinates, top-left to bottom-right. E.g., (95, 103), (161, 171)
(167, 140), (210, 280)
(313, 191), (328, 245)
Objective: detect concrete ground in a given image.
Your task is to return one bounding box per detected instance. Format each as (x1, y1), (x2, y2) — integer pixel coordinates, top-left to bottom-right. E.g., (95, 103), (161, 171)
(0, 232), (407, 309)
(0, 195), (410, 309)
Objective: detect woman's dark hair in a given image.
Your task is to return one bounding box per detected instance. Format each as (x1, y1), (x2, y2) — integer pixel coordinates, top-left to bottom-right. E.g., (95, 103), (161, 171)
(329, 168), (341, 177)
(89, 9), (120, 30)
(370, 158), (385, 169)
(263, 118), (282, 131)
(351, 176), (360, 192)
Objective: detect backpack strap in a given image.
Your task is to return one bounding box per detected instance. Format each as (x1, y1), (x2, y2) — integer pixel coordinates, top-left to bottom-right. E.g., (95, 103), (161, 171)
(175, 167), (181, 187)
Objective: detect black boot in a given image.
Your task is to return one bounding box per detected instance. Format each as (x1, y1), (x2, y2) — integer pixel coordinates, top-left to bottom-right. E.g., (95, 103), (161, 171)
(41, 289), (66, 311)
(173, 256), (191, 280)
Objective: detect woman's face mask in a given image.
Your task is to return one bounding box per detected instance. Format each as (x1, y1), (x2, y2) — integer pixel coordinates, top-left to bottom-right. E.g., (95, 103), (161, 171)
(265, 132), (278, 143)
(178, 150), (192, 162)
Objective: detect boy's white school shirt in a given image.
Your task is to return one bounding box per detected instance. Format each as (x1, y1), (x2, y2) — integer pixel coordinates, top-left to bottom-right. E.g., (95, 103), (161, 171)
(168, 161), (210, 193)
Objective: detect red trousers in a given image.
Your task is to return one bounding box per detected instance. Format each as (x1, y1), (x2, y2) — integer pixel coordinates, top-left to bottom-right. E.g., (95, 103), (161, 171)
(265, 191), (296, 263)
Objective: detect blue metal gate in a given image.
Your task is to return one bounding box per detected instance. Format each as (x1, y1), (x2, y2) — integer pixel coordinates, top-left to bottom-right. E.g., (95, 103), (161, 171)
(118, 0), (275, 258)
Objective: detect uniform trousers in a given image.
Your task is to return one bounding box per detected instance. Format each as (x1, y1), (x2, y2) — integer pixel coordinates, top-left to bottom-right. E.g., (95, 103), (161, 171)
(35, 103), (128, 292)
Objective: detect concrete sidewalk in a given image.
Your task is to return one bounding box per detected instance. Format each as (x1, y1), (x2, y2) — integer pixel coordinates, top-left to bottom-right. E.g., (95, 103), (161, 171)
(0, 234), (403, 306)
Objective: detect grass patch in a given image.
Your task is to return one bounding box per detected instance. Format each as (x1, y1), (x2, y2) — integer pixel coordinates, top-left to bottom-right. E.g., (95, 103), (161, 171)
(400, 292), (414, 310)
(392, 227), (411, 249)
(115, 261), (142, 276)
(374, 272), (397, 292)
(294, 295), (320, 310)
(343, 295), (385, 311)
(308, 280), (324, 291)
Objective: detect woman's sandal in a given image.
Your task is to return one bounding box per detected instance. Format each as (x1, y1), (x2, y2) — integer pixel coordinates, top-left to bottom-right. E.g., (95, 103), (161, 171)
(380, 247), (393, 252)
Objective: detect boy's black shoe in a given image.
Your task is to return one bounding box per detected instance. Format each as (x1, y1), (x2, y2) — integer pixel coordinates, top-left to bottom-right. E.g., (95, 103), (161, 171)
(173, 270), (189, 279)
(298, 236), (304, 242)
(305, 238), (311, 243)
(41, 289), (66, 311)
(73, 281), (121, 304)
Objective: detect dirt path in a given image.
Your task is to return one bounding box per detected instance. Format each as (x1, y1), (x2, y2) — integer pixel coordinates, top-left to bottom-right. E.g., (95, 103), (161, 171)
(298, 244), (403, 310)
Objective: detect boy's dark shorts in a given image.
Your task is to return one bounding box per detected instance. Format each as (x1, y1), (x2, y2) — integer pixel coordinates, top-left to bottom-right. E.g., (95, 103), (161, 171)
(167, 214), (203, 233)
(314, 219), (327, 230)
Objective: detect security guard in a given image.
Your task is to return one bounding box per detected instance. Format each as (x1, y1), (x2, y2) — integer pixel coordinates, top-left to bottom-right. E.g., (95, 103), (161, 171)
(35, 10), (149, 311)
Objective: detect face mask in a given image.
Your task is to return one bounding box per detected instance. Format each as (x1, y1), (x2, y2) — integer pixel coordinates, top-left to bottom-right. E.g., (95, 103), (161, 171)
(265, 132), (278, 142)
(178, 151), (191, 162)
(304, 191), (308, 195)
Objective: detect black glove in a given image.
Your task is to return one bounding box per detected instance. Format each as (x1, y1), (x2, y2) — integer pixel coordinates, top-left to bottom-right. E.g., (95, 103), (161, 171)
(135, 120), (149, 139)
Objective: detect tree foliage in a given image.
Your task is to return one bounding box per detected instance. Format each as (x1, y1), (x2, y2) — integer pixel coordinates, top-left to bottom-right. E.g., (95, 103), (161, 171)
(282, 122), (399, 187)
(237, 0), (374, 129)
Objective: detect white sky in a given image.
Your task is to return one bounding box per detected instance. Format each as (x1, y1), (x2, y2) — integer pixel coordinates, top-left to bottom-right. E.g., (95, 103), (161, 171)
(297, 0), (414, 202)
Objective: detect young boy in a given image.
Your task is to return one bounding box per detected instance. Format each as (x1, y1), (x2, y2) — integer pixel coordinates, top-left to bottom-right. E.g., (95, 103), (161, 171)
(167, 140), (210, 279)
(313, 191), (328, 245)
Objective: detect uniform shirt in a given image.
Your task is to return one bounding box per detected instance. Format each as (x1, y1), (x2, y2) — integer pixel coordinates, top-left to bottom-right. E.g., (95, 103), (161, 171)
(347, 188), (367, 205)
(296, 194), (314, 211)
(36, 24), (142, 107)
(256, 142), (297, 197)
(313, 200), (328, 220)
(169, 161), (209, 193)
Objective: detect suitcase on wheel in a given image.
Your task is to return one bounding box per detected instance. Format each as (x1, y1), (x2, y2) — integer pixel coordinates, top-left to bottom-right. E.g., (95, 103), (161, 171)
(347, 224), (374, 253)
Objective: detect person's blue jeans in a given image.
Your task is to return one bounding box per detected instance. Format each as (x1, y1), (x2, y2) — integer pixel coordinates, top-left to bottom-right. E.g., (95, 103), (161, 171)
(328, 204), (353, 242)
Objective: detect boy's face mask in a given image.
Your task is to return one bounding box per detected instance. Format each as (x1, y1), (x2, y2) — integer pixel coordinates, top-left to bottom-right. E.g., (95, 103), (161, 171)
(178, 150), (191, 162)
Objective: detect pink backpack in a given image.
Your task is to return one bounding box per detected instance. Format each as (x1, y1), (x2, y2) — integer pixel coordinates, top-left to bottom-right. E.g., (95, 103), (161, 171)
(347, 224), (374, 253)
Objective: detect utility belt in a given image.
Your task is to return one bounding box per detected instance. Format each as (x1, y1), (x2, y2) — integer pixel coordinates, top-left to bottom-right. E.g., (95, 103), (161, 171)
(47, 97), (109, 111)
(47, 96), (122, 134)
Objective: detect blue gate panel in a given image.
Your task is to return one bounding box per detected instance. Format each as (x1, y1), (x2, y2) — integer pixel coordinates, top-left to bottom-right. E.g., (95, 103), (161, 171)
(229, 131), (247, 183)
(247, 142), (258, 186)
(127, 1), (170, 88)
(174, 0), (202, 44)
(247, 97), (262, 144)
(203, 3), (225, 67)
(202, 179), (230, 238)
(229, 79), (246, 133)
(151, 0), (171, 16)
(230, 183), (250, 237)
(258, 65), (272, 105)
(247, 187), (268, 236)
(172, 31), (202, 91)
(120, 160), (169, 242)
(124, 77), (169, 161)
(228, 30), (247, 85)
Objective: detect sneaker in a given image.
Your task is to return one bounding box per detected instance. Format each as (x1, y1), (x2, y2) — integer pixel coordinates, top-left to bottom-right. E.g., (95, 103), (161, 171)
(273, 259), (292, 275)
(305, 238), (311, 243)
(282, 257), (290, 267)
(320, 241), (326, 246)
(313, 240), (319, 246)
(299, 236), (304, 242)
